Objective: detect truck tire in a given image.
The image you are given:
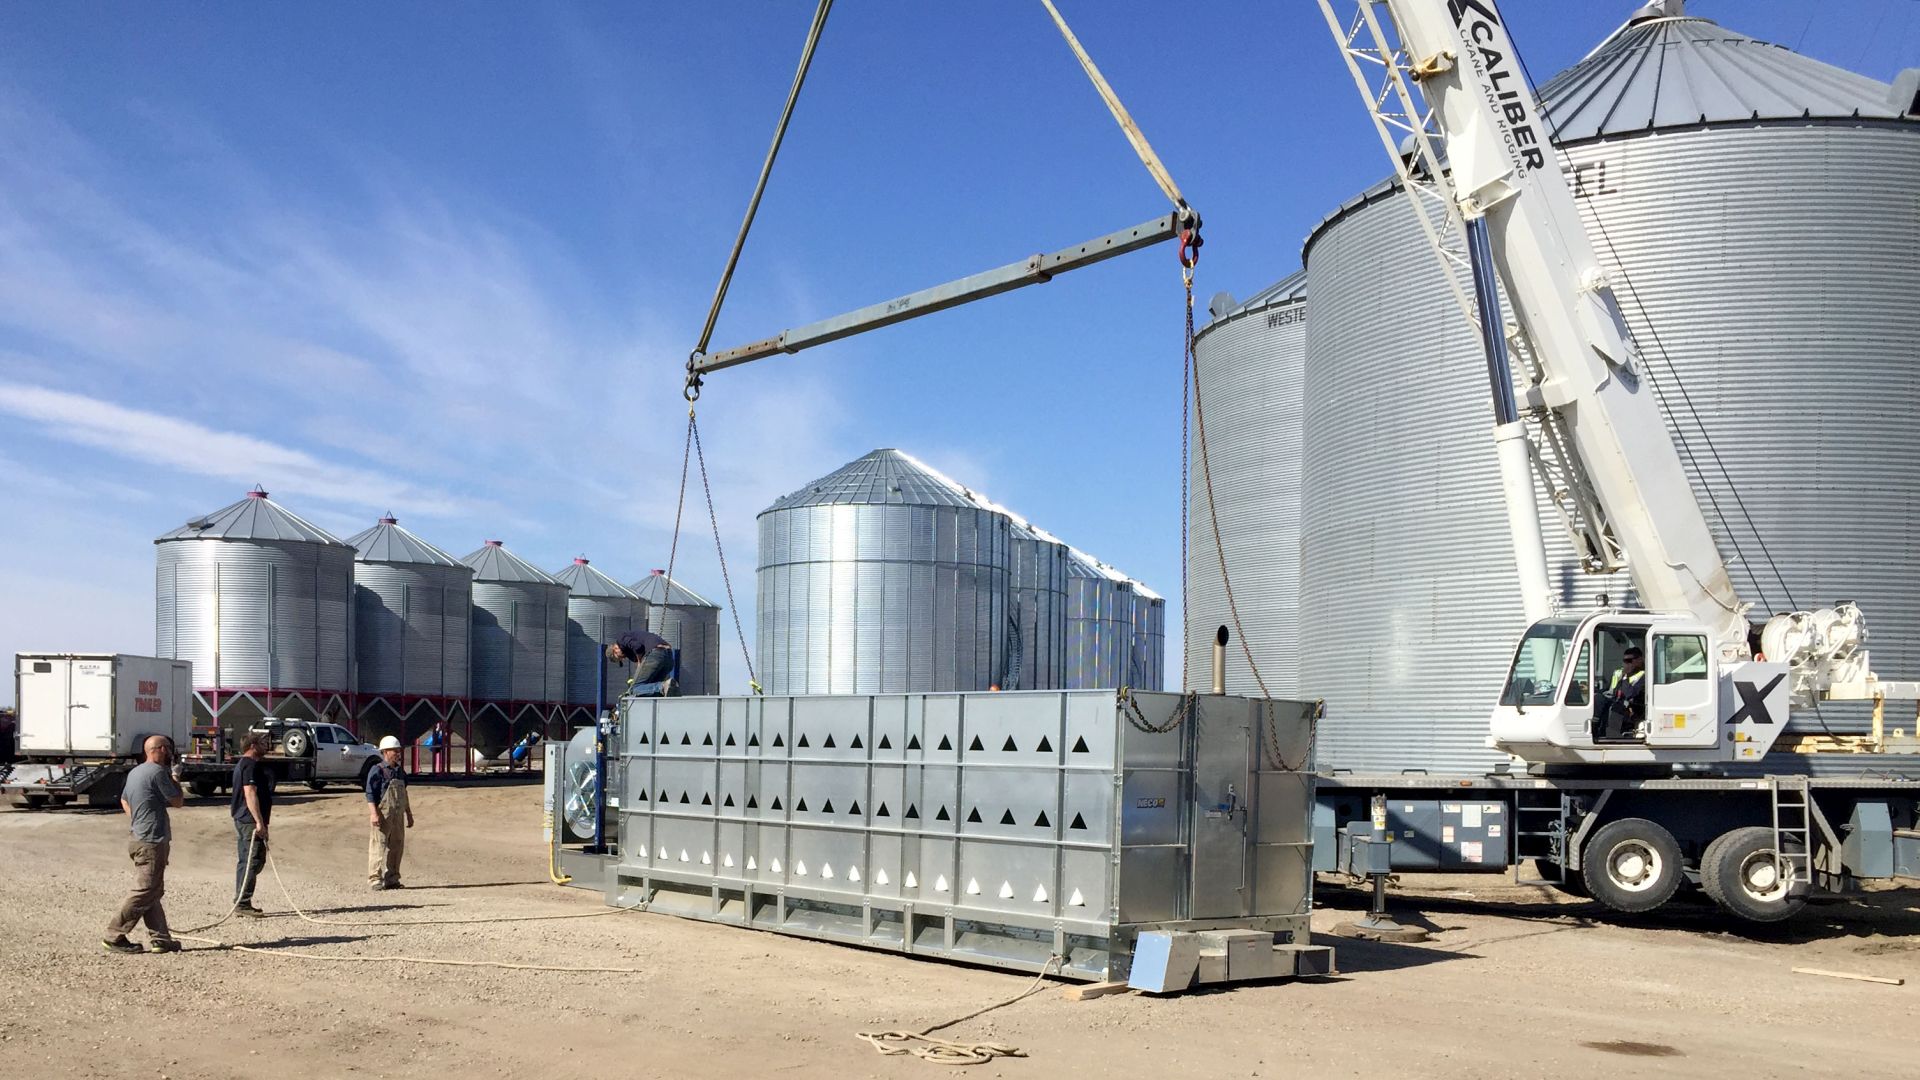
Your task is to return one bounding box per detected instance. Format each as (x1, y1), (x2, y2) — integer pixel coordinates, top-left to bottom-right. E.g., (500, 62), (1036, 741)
(307, 780), (328, 791)
(1580, 818), (1683, 914)
(358, 760), (376, 788)
(17, 794), (50, 811)
(282, 729), (312, 757)
(189, 779), (218, 799)
(1699, 826), (1807, 923)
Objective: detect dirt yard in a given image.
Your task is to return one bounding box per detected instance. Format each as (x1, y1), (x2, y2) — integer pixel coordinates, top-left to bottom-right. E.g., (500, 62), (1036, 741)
(3, 782), (1916, 1079)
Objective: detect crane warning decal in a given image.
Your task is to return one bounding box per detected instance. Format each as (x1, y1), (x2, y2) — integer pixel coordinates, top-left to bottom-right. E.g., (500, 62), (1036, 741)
(1447, 0), (1548, 174)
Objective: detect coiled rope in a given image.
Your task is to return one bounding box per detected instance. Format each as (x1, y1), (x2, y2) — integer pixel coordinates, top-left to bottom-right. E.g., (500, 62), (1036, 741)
(855, 954), (1062, 1065)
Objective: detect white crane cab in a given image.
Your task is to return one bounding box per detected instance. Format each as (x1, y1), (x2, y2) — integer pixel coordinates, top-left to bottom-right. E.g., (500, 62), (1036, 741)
(1490, 611), (1791, 766)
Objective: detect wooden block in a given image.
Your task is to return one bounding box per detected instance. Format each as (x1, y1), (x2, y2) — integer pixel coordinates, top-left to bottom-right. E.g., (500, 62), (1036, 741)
(1792, 967), (1905, 986)
(1061, 980), (1133, 1001)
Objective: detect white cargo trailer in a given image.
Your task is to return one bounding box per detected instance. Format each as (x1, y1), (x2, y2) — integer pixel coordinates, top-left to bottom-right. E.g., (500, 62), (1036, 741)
(13, 653), (193, 757)
(4, 654), (193, 808)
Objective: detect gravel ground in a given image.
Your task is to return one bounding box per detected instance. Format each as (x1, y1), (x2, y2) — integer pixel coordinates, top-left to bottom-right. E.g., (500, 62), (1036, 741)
(3, 782), (1918, 1078)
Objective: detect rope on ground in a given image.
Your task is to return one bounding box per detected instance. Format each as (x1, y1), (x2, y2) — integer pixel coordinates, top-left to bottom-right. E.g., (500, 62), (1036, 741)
(171, 842), (645, 971)
(172, 934), (644, 974)
(855, 955), (1061, 1066)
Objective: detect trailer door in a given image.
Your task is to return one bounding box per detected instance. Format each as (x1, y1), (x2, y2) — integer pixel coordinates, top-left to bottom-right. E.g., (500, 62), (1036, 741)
(70, 657), (116, 755)
(16, 657), (69, 754)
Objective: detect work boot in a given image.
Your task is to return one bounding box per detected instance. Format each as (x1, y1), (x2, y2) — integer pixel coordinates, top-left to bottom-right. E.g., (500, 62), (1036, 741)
(101, 936), (143, 954)
(149, 939), (182, 954)
(385, 879), (403, 889)
(369, 881), (389, 891)
(234, 902), (265, 917)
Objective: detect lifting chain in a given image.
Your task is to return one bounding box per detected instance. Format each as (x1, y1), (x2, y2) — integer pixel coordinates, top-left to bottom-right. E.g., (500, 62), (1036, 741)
(664, 405), (762, 695)
(1263, 698), (1322, 773)
(1119, 687), (1192, 735)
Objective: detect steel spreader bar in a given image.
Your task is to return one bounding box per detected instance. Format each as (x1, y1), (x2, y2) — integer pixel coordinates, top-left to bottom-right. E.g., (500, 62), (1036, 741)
(689, 211), (1180, 376)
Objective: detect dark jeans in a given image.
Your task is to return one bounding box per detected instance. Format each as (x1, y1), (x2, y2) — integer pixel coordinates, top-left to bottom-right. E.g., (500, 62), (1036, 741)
(632, 647), (674, 687)
(234, 820), (267, 904)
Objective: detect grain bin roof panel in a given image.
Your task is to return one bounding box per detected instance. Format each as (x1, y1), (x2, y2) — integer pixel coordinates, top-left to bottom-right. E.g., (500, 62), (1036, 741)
(631, 570), (720, 609)
(1198, 269), (1308, 338)
(343, 517), (465, 567)
(459, 541), (561, 584)
(762, 449), (986, 512)
(156, 488), (348, 546)
(1540, 15), (1907, 142)
(553, 559), (640, 598)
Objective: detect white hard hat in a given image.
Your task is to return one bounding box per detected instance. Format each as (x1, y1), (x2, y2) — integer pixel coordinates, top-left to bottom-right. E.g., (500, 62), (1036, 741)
(378, 736), (403, 751)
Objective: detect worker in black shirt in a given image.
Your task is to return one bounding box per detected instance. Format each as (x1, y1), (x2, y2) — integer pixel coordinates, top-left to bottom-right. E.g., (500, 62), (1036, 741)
(606, 628), (675, 694)
(230, 732), (275, 916)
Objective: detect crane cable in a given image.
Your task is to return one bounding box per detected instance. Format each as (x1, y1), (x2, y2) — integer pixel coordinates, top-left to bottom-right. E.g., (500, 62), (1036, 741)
(667, 1), (834, 693)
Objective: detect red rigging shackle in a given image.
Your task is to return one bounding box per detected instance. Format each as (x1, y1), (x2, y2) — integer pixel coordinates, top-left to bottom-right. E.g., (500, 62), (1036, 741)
(1178, 223), (1203, 269)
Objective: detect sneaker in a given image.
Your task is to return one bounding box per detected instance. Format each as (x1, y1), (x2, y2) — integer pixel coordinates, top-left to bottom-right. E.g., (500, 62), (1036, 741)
(234, 903), (265, 918)
(102, 936), (143, 954)
(369, 882), (389, 891)
(149, 939), (182, 954)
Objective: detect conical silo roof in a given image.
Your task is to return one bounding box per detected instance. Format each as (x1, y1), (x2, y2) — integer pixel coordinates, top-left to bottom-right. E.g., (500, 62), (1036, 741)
(156, 486), (348, 545)
(552, 558), (639, 598)
(460, 540), (561, 584)
(1539, 3), (1913, 141)
(630, 569), (719, 609)
(762, 448), (990, 512)
(343, 515), (465, 567)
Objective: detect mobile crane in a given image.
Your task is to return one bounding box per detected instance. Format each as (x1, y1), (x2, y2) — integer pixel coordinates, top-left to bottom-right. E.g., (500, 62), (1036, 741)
(1310, 0), (1920, 921)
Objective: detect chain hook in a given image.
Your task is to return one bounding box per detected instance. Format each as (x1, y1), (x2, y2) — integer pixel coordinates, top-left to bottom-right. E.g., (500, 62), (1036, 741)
(1176, 204), (1202, 270)
(684, 353), (704, 403)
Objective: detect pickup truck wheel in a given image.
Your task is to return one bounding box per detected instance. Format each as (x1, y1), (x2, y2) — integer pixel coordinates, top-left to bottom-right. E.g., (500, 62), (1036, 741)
(282, 730), (312, 757)
(358, 760), (376, 787)
(1700, 826), (1807, 923)
(188, 779), (218, 799)
(1580, 817), (1683, 914)
(307, 780), (328, 791)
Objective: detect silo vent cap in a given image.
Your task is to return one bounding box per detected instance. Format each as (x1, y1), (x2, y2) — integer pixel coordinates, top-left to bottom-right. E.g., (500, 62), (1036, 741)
(378, 515), (398, 525)
(485, 539), (503, 547)
(247, 486), (269, 499)
(574, 557), (590, 564)
(1894, 69), (1920, 117)
(1628, 0), (1684, 24)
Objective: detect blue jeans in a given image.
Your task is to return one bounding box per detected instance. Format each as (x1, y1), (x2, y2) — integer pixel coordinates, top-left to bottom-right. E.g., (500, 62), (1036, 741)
(234, 820), (267, 904)
(631, 647), (675, 688)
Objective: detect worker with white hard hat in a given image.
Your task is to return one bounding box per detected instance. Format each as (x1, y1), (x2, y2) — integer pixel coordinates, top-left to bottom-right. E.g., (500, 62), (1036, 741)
(364, 735), (414, 891)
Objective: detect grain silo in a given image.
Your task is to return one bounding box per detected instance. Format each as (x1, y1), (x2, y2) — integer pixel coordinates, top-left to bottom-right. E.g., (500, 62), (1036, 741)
(342, 515), (472, 741)
(1064, 550), (1133, 690)
(1184, 271), (1307, 698)
(631, 570), (722, 695)
(552, 558), (648, 716)
(155, 487), (353, 725)
(756, 449), (1011, 694)
(460, 541), (567, 746)
(1128, 581), (1166, 692)
(1007, 521), (1069, 691)
(1296, 2), (1920, 773)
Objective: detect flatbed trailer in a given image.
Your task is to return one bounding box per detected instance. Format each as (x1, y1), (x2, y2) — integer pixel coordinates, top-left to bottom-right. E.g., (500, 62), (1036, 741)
(1312, 768), (1920, 923)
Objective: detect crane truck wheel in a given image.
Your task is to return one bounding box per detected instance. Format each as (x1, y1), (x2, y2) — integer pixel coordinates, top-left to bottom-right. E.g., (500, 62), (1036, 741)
(1699, 826), (1807, 923)
(1528, 860), (1588, 899)
(188, 779), (218, 799)
(1580, 818), (1683, 914)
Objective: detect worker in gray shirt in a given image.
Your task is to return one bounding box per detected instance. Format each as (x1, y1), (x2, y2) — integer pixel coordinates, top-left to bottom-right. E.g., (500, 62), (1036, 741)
(103, 735), (186, 954)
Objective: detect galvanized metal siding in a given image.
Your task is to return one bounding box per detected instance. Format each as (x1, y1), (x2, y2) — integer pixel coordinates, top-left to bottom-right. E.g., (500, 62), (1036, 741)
(154, 538), (352, 692)
(1300, 121), (1920, 773)
(758, 503), (1011, 695)
(1129, 592), (1165, 691)
(352, 563), (472, 697)
(1008, 528), (1069, 690)
(1185, 289), (1307, 697)
(648, 601), (720, 695)
(564, 593), (648, 706)
(1064, 559), (1132, 690)
(469, 580), (567, 703)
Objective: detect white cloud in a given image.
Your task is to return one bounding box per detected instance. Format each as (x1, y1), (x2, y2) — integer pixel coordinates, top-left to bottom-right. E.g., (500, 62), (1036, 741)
(0, 381), (474, 518)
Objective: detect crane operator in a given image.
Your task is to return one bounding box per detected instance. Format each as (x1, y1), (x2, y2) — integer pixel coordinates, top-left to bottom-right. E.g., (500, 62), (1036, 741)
(1600, 647), (1647, 740)
(606, 628), (675, 695)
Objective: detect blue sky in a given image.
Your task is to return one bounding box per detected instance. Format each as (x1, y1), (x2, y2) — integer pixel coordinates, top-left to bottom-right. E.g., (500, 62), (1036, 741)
(1, 1), (1913, 702)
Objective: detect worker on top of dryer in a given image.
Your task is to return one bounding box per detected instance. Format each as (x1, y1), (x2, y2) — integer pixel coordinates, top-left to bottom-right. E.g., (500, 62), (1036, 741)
(1600, 647), (1647, 741)
(606, 628), (675, 695)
